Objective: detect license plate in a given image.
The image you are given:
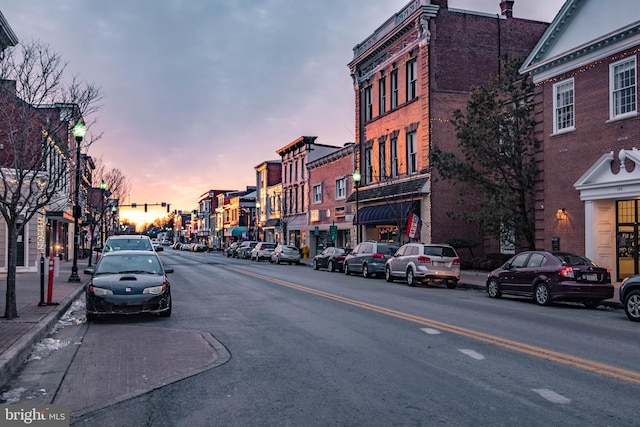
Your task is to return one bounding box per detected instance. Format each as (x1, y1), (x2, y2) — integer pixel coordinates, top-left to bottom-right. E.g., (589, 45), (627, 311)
(585, 274), (598, 281)
(433, 261), (445, 266)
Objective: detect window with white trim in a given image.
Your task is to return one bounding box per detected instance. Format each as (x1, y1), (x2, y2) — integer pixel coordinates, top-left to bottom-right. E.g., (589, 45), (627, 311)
(335, 177), (346, 200)
(610, 56), (637, 119)
(364, 146), (373, 184)
(379, 77), (386, 115)
(553, 78), (574, 133)
(364, 85), (373, 121)
(406, 131), (417, 174)
(390, 69), (398, 108)
(406, 59), (417, 102)
(390, 136), (398, 178)
(313, 184), (322, 203)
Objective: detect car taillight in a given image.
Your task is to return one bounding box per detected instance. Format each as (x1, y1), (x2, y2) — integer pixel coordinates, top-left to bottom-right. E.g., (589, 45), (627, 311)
(417, 256), (431, 263)
(336, 256), (345, 260)
(559, 266), (575, 278)
(372, 253), (385, 259)
(453, 258), (461, 265)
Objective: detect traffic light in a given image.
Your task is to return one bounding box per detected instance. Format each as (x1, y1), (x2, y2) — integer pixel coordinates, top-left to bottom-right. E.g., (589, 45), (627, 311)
(167, 204), (170, 213)
(144, 203), (148, 212)
(193, 209), (198, 218)
(131, 203), (137, 208)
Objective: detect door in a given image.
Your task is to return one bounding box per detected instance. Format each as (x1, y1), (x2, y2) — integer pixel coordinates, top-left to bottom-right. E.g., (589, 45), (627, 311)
(617, 200), (640, 281)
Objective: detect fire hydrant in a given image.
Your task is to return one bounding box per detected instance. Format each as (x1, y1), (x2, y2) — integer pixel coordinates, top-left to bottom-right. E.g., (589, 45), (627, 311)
(302, 245), (309, 259)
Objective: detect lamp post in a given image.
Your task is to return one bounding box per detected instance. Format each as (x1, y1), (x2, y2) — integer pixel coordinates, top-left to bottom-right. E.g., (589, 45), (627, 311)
(68, 122), (86, 282)
(99, 180), (106, 247)
(352, 171), (361, 244)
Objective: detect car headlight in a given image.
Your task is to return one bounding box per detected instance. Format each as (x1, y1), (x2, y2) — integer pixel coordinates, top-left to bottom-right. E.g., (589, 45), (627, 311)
(143, 284), (167, 295)
(89, 285), (113, 296)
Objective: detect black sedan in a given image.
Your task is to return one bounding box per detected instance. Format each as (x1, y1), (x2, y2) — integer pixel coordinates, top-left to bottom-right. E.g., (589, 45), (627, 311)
(84, 250), (173, 320)
(486, 251), (613, 308)
(312, 247), (352, 272)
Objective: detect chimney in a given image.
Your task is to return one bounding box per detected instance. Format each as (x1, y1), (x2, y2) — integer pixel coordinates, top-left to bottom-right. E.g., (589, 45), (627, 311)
(500, 0), (514, 18)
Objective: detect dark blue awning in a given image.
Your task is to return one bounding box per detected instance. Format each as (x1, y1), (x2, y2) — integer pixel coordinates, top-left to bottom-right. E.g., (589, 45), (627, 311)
(355, 202), (414, 225)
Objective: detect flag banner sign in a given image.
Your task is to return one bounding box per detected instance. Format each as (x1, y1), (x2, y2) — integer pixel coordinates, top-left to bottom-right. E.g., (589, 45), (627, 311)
(406, 212), (422, 239)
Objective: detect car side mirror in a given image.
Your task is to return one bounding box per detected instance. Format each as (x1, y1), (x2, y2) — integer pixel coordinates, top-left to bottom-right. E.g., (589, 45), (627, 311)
(504, 263), (512, 270)
(84, 268), (95, 275)
(165, 268), (174, 274)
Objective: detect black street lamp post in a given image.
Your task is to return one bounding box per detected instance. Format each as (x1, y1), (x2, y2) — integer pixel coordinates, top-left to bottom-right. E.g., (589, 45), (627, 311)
(352, 171), (361, 244)
(68, 122), (86, 282)
(100, 180), (106, 247)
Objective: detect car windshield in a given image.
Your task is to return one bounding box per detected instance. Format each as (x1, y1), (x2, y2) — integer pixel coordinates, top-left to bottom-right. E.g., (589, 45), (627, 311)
(104, 238), (153, 251)
(423, 246), (457, 257)
(284, 246), (298, 253)
(95, 254), (163, 275)
(553, 253), (596, 267)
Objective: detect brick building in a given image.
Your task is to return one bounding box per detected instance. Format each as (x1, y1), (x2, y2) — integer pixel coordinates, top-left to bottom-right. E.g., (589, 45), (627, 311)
(254, 160), (283, 243)
(306, 143), (356, 255)
(347, 0), (548, 253)
(520, 0), (640, 282)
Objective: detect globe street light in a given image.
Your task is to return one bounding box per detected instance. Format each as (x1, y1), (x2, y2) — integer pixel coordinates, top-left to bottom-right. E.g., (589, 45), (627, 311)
(68, 121), (86, 282)
(100, 180), (106, 247)
(352, 171), (361, 244)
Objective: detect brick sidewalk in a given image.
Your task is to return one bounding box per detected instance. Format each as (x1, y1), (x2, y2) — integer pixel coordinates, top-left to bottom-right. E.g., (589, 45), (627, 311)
(0, 260), (88, 389)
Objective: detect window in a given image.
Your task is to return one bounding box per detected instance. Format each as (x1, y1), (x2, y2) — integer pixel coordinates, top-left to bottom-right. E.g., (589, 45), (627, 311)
(406, 131), (417, 174)
(364, 85), (373, 121)
(553, 78), (574, 133)
(378, 140), (386, 180)
(390, 69), (398, 108)
(610, 56), (637, 119)
(390, 136), (398, 178)
(313, 184), (322, 204)
(406, 59), (417, 101)
(364, 146), (373, 184)
(335, 177), (346, 200)
(379, 77), (386, 115)
(295, 160), (298, 181)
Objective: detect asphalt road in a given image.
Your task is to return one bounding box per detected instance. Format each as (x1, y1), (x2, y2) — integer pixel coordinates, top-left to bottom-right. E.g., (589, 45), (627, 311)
(3, 249), (639, 426)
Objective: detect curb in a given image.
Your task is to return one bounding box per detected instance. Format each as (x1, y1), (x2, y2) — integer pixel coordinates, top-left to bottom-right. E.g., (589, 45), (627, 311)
(0, 284), (86, 390)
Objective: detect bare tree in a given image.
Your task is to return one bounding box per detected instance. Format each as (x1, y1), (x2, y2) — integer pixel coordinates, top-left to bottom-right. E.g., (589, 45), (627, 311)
(0, 40), (102, 319)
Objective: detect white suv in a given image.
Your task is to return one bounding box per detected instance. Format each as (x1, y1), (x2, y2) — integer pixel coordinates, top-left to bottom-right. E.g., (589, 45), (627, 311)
(385, 243), (461, 288)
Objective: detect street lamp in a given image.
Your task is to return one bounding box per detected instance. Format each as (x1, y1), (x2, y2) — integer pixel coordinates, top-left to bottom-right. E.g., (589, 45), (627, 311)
(100, 180), (106, 247)
(68, 121), (86, 282)
(352, 170), (361, 244)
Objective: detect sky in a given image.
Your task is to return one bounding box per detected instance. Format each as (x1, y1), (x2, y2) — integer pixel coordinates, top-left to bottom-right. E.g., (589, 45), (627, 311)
(1, 0), (565, 227)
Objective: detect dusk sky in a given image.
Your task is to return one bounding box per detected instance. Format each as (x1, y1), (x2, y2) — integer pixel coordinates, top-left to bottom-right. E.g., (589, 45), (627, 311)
(2, 0), (565, 226)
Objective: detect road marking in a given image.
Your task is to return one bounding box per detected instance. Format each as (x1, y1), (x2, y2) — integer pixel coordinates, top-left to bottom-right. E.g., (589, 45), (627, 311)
(532, 389), (571, 404)
(420, 328), (441, 335)
(228, 266), (640, 385)
(459, 349), (485, 360)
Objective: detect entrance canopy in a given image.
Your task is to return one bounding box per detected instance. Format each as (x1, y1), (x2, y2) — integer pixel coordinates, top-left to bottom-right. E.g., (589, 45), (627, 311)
(356, 202), (414, 225)
(224, 226), (247, 237)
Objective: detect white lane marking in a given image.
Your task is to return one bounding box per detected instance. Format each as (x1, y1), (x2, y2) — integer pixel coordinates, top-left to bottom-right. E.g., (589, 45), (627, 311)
(420, 328), (441, 335)
(532, 389), (571, 404)
(459, 349), (485, 360)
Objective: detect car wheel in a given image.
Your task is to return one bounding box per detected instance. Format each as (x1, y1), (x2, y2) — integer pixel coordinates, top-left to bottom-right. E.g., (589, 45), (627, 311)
(313, 260), (319, 270)
(624, 290), (640, 322)
(328, 260), (335, 272)
(534, 283), (552, 306)
(487, 278), (502, 298)
(277, 258), (281, 265)
(362, 264), (371, 279)
(446, 279), (458, 289)
(407, 268), (417, 287)
(385, 266), (394, 282)
(269, 258), (274, 263)
(344, 263), (351, 275)
(582, 300), (600, 309)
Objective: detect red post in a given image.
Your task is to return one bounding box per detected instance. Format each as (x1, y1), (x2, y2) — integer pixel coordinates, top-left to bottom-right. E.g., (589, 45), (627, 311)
(47, 254), (55, 304)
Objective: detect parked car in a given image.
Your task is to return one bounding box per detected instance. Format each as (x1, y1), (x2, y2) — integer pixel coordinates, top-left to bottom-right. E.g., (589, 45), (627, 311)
(152, 241), (164, 252)
(270, 244), (301, 264)
(226, 242), (240, 257)
(236, 241), (258, 259)
(486, 251), (613, 307)
(385, 243), (461, 288)
(84, 250), (173, 320)
(619, 275), (640, 321)
(181, 242), (194, 251)
(103, 235), (154, 252)
(251, 242), (276, 261)
(313, 247), (352, 272)
(192, 242), (208, 252)
(343, 241), (400, 278)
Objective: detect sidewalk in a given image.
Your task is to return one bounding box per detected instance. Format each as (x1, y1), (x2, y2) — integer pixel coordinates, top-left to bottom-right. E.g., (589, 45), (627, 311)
(0, 258), (88, 389)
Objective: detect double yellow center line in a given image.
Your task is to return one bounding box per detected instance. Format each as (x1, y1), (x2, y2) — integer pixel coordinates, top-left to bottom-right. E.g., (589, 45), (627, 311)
(229, 267), (640, 385)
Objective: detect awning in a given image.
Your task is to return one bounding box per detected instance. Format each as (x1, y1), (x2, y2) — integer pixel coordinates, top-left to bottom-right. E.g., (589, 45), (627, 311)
(356, 202), (415, 225)
(263, 218), (280, 228)
(46, 211), (74, 223)
(224, 226), (247, 237)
